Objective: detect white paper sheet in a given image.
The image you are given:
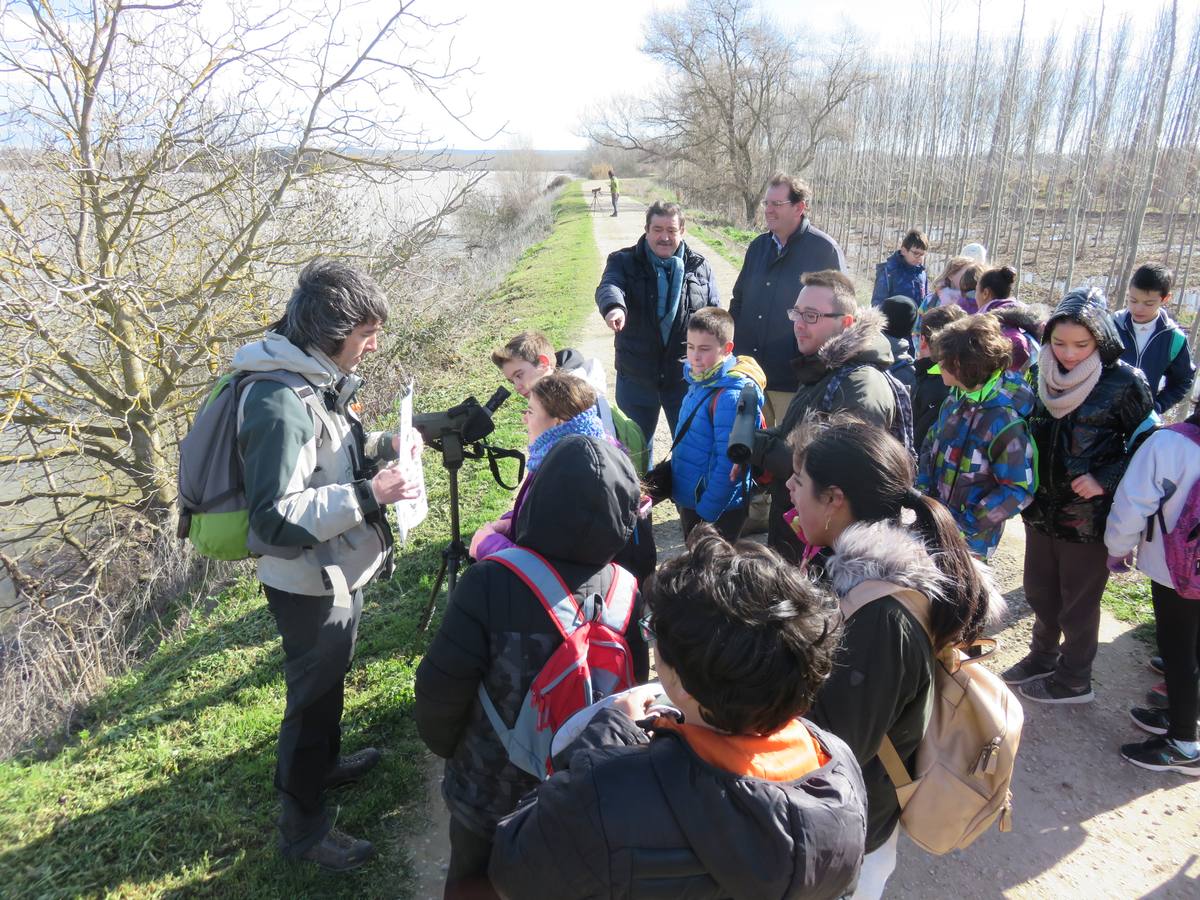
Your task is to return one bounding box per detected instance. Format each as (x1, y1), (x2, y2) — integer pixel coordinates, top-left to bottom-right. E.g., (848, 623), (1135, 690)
(393, 381), (427, 543)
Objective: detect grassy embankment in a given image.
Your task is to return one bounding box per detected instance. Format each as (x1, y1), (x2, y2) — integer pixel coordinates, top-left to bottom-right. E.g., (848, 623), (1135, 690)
(0, 185), (600, 898)
(630, 177), (1158, 634)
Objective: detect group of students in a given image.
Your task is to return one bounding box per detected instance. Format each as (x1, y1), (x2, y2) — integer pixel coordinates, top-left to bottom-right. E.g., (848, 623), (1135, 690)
(875, 236), (1199, 772)
(413, 224), (1199, 898)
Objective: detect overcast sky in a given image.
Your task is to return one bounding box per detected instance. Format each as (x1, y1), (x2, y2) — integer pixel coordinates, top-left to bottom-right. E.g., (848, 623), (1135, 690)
(432, 0), (1164, 150)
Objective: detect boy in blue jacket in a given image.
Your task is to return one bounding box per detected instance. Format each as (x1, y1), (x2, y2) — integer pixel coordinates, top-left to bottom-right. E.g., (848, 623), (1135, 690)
(871, 228), (929, 307)
(671, 308), (765, 541)
(1115, 263), (1195, 415)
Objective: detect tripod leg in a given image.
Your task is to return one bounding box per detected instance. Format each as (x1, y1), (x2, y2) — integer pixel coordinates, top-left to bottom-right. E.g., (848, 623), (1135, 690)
(420, 550), (450, 631)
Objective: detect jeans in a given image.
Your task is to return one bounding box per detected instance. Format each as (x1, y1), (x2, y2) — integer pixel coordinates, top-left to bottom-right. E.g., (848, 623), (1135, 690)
(679, 504), (749, 543)
(611, 192), (619, 215)
(265, 584), (363, 857)
(615, 374), (687, 460)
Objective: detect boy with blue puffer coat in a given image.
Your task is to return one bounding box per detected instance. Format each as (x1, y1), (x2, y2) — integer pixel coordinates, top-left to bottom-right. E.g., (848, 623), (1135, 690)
(671, 307), (765, 541)
(1114, 263), (1195, 415)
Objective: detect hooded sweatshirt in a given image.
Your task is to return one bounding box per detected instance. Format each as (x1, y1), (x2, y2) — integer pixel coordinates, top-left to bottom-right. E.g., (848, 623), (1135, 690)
(489, 706), (866, 900)
(414, 435), (647, 838)
(232, 332), (398, 596)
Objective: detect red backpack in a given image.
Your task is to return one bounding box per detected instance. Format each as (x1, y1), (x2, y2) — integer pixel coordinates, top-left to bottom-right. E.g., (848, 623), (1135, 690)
(477, 547), (638, 779)
(1148, 423), (1200, 600)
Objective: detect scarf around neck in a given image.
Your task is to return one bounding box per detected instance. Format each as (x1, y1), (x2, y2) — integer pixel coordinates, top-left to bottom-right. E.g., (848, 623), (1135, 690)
(1038, 344), (1102, 419)
(526, 406), (606, 473)
(646, 241), (685, 345)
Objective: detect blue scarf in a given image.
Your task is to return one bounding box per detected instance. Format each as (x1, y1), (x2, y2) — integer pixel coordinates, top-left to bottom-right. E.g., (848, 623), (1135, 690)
(526, 407), (606, 473)
(646, 240), (685, 345)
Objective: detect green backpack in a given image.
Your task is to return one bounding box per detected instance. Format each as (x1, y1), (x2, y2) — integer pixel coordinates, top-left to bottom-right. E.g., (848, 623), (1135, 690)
(596, 397), (648, 475)
(176, 370), (324, 559)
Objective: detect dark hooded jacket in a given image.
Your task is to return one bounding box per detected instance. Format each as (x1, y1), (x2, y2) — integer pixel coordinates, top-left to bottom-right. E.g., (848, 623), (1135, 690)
(1021, 289), (1154, 543)
(913, 357), (951, 451)
(414, 436), (648, 838)
(809, 521), (1004, 852)
(595, 236), (719, 391)
(756, 309), (898, 561)
(489, 708), (866, 900)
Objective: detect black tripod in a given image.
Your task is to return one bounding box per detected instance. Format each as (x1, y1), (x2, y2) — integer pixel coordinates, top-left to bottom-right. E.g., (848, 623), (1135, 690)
(419, 433), (524, 631)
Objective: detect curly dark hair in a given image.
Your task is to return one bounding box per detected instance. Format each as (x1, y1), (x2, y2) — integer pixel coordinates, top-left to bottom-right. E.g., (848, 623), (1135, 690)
(644, 525), (841, 735)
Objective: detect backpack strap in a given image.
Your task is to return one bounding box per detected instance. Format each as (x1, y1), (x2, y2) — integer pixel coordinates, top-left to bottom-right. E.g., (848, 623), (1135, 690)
(490, 547), (583, 640)
(598, 562), (637, 633)
(840, 579), (933, 640)
(669, 387), (722, 453)
(595, 395), (617, 439)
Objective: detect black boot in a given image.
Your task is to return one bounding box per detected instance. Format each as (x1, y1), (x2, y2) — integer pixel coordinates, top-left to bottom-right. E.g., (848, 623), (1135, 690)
(299, 828), (376, 871)
(323, 747), (381, 789)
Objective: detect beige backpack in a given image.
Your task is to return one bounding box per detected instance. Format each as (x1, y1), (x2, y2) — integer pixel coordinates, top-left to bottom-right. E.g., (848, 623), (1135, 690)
(841, 580), (1023, 855)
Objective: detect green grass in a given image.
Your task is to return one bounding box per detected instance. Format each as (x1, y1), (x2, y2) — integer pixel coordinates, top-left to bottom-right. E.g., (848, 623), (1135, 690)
(0, 184), (599, 899)
(1102, 573), (1157, 645)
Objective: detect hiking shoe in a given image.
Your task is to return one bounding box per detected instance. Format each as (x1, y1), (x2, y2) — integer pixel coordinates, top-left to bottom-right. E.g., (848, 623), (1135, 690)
(299, 828), (376, 871)
(1019, 676), (1094, 704)
(1120, 736), (1200, 776)
(324, 748), (381, 790)
(1148, 655), (1166, 676)
(1001, 656), (1056, 686)
(1146, 682), (1169, 709)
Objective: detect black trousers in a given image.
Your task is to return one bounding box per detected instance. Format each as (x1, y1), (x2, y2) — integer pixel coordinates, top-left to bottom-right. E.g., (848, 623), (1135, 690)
(1022, 525), (1109, 689)
(445, 816), (498, 899)
(679, 504), (750, 543)
(264, 583), (363, 857)
(1152, 579), (1200, 742)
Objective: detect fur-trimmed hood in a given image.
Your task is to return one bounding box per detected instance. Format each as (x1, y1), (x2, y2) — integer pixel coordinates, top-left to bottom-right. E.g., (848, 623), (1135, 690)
(823, 520), (1006, 626)
(793, 307), (894, 381)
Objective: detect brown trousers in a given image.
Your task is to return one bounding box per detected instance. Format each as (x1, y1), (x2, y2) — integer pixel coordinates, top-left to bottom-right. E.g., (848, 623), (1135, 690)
(1022, 523), (1110, 689)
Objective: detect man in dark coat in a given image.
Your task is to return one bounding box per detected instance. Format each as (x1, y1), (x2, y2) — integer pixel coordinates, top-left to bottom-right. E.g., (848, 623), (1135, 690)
(747, 271), (898, 561)
(489, 528), (866, 900)
(729, 174), (846, 426)
(595, 200), (720, 447)
(414, 435), (648, 897)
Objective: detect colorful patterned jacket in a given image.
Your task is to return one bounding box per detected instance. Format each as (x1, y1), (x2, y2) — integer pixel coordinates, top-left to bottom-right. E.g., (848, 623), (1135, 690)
(917, 369), (1037, 559)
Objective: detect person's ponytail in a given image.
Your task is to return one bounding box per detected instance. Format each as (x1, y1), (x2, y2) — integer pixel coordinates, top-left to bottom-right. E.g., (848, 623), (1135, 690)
(900, 490), (991, 647)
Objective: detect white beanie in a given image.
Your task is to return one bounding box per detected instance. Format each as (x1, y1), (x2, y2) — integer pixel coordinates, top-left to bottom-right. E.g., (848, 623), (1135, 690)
(960, 242), (988, 264)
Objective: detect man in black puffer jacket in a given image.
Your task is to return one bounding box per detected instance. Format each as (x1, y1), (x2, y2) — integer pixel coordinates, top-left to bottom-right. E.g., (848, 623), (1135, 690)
(414, 436), (649, 896)
(596, 200), (720, 446)
(490, 529), (866, 900)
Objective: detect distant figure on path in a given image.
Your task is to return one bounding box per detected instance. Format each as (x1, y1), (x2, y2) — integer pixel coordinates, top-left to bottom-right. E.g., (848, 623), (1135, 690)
(609, 169), (619, 216)
(595, 200), (719, 448)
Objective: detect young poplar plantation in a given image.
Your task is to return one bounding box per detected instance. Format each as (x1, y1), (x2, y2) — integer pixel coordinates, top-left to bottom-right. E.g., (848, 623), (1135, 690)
(591, 0), (1198, 341)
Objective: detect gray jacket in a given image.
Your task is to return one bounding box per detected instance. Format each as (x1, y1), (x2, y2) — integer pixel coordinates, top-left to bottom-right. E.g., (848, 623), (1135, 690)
(233, 333), (398, 596)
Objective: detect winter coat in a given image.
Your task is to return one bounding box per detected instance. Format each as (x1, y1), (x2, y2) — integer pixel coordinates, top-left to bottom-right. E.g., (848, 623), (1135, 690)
(730, 218), (847, 393)
(595, 237), (719, 390)
(233, 333), (398, 596)
(1105, 423), (1200, 588)
(810, 522), (938, 852)
(1114, 309), (1196, 414)
(756, 310), (898, 559)
(671, 355), (766, 521)
(489, 707), (867, 900)
(1021, 291), (1155, 543)
(917, 370), (1037, 559)
(913, 358), (952, 452)
(413, 436), (649, 838)
(871, 250), (928, 308)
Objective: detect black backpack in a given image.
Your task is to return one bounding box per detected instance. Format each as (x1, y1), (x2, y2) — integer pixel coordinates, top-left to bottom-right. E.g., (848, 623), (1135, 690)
(820, 363), (916, 459)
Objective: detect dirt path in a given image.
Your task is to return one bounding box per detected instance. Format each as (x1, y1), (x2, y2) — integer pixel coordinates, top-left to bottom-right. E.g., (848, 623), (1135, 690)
(409, 183), (1200, 899)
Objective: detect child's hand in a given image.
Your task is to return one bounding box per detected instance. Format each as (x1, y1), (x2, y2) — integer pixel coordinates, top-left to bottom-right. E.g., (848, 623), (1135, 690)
(469, 523), (497, 559)
(729, 463), (742, 482)
(1106, 554), (1134, 574)
(1070, 474), (1104, 499)
(609, 684), (662, 720)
